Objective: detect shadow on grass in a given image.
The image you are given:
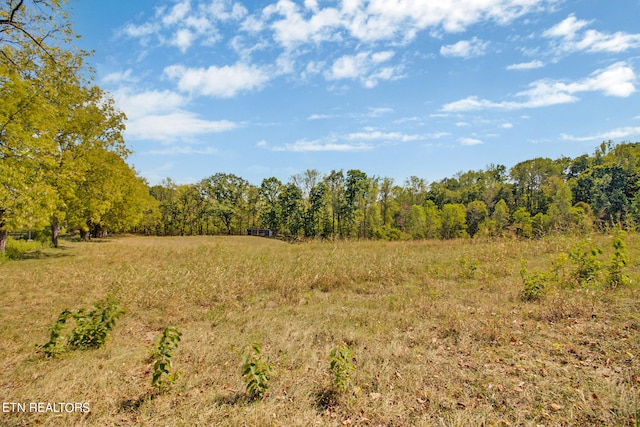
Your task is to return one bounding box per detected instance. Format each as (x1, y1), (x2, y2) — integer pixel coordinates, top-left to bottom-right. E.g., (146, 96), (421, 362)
(314, 388), (339, 412)
(8, 249), (72, 261)
(83, 238), (113, 244)
(213, 391), (262, 406)
(118, 392), (153, 413)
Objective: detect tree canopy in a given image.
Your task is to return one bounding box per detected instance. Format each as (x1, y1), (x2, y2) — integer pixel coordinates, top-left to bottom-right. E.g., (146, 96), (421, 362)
(1, 0), (154, 252)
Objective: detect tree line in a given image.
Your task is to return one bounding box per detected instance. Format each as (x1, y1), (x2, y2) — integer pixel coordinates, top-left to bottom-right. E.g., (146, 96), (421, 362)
(141, 140), (640, 240)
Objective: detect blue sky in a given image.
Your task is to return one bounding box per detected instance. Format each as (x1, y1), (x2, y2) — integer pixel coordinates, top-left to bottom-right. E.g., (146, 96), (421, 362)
(69, 0), (640, 186)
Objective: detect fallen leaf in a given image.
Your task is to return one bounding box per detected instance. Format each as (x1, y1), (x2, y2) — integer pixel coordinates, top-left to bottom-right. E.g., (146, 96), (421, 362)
(550, 403), (563, 411)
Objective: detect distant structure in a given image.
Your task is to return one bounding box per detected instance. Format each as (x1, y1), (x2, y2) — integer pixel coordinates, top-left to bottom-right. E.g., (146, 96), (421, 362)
(246, 228), (273, 237)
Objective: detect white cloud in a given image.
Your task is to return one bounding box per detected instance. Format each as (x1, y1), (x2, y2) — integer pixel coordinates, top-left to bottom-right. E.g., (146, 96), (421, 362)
(507, 60), (544, 70)
(165, 63), (271, 97)
(328, 52), (369, 80)
(543, 14), (590, 40)
(345, 130), (421, 142)
(459, 137), (484, 146)
(544, 14), (640, 55)
(265, 0), (343, 48)
(256, 0), (554, 48)
(304, 0), (318, 12)
(307, 113), (334, 120)
(561, 127), (640, 142)
(121, 0), (246, 50)
(501, 123), (514, 129)
(147, 146), (220, 155)
(126, 112), (237, 142)
(442, 62), (636, 112)
(345, 0), (550, 41)
(326, 51), (402, 87)
(207, 0), (248, 21)
(394, 116), (422, 124)
(162, 0), (191, 26)
(371, 51), (395, 63)
(113, 88), (187, 119)
(239, 15), (265, 33)
(170, 28), (196, 52)
(102, 69), (137, 84)
(440, 37), (489, 58)
(272, 139), (372, 152)
(367, 107), (394, 117)
(111, 87), (238, 142)
(122, 22), (160, 38)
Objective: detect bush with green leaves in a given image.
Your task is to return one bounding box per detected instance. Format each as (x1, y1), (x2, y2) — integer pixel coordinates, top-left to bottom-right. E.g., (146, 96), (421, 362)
(68, 297), (125, 350)
(329, 343), (355, 392)
(151, 327), (182, 391)
(568, 240), (603, 287)
(458, 257), (478, 280)
(4, 237), (50, 260)
(38, 297), (124, 356)
(241, 343), (273, 400)
(519, 262), (550, 302)
(606, 229), (630, 288)
(39, 310), (72, 357)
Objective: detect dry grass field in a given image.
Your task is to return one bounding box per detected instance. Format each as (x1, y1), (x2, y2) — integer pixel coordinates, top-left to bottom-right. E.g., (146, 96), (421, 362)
(1, 234), (639, 426)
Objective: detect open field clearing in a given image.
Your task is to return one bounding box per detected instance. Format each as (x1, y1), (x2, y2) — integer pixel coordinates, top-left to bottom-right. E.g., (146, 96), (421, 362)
(1, 235), (639, 426)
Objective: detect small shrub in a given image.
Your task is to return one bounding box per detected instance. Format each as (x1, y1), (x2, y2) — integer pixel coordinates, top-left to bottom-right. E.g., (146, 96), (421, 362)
(151, 327), (182, 391)
(68, 297), (125, 350)
(458, 257), (478, 280)
(39, 310), (71, 357)
(5, 237), (49, 260)
(38, 296), (124, 356)
(520, 262), (549, 302)
(329, 343), (355, 392)
(241, 343), (273, 400)
(568, 240), (602, 287)
(606, 229), (630, 288)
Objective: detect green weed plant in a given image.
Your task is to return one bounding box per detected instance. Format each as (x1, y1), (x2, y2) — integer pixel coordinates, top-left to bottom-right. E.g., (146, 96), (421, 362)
(329, 343), (355, 392)
(519, 261), (550, 302)
(606, 229), (630, 288)
(568, 240), (603, 287)
(151, 327), (182, 391)
(39, 297), (123, 356)
(241, 343), (273, 400)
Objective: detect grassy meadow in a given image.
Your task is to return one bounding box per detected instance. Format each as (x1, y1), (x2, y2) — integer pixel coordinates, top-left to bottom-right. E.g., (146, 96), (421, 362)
(1, 234), (639, 426)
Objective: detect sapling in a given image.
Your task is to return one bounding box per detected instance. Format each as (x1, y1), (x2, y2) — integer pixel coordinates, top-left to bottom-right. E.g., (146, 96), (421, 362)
(606, 229), (630, 288)
(38, 296), (123, 356)
(329, 343), (355, 392)
(151, 327), (182, 391)
(241, 343), (273, 400)
(39, 310), (71, 357)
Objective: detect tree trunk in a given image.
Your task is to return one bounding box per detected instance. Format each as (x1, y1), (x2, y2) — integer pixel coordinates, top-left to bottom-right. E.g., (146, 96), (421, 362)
(51, 216), (60, 248)
(0, 229), (7, 254)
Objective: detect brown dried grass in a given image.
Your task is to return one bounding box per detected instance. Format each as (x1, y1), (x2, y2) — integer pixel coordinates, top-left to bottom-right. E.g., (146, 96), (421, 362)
(0, 234), (639, 426)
